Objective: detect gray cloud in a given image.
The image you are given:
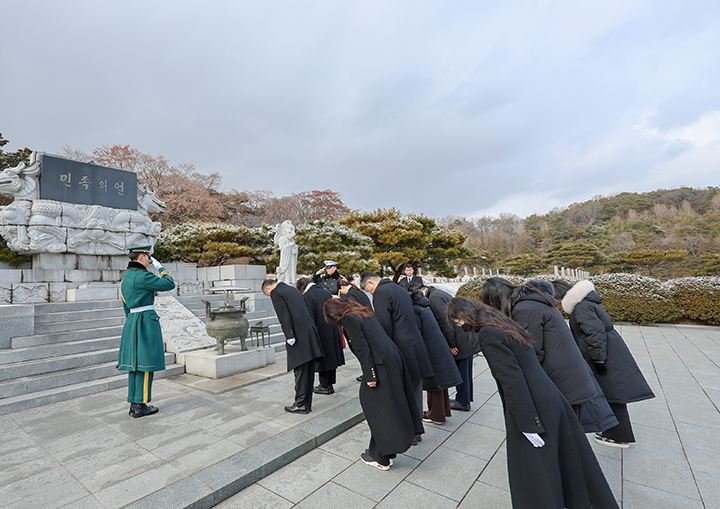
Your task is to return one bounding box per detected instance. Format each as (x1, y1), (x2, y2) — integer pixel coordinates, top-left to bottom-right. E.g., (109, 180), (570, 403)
(2, 0), (719, 220)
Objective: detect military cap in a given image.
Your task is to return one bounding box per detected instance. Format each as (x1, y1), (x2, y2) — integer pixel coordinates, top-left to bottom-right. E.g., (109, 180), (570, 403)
(127, 245), (152, 254)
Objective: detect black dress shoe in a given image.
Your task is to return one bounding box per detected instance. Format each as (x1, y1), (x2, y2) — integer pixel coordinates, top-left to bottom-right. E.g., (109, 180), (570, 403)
(313, 385), (334, 395)
(284, 404), (311, 414)
(131, 403), (159, 418)
(450, 400), (471, 412)
(356, 375), (363, 382)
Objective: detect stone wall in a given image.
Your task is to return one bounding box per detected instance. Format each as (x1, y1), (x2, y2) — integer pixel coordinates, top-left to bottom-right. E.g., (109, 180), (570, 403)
(0, 262), (267, 304)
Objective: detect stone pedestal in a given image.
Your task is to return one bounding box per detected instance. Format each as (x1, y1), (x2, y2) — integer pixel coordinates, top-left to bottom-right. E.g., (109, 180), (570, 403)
(184, 345), (275, 379)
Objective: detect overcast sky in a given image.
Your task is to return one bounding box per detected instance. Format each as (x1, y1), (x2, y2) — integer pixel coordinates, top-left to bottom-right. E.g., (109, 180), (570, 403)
(2, 1), (719, 220)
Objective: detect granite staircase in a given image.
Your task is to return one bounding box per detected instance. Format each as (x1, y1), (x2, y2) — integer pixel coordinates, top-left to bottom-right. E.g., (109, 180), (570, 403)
(0, 292), (284, 415)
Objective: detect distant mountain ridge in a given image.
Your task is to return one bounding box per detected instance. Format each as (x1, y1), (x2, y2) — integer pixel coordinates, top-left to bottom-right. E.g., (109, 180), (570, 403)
(441, 186), (720, 279)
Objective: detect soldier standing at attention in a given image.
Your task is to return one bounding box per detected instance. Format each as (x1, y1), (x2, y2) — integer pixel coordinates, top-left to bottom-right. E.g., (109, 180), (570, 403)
(117, 246), (175, 418)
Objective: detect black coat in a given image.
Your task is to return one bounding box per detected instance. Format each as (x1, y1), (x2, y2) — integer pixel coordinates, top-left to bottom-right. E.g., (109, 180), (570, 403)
(269, 282), (324, 371)
(312, 271), (345, 295)
(426, 286), (480, 361)
(511, 283), (597, 405)
(341, 286), (373, 310)
(478, 326), (618, 509)
(410, 292), (463, 392)
(372, 279), (434, 382)
(342, 313), (423, 455)
(398, 274), (423, 290)
(563, 281), (655, 404)
(303, 284), (345, 373)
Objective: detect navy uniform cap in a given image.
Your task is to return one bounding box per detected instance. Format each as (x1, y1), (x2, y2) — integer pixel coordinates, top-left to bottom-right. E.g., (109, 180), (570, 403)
(324, 260), (337, 267)
(127, 245), (152, 254)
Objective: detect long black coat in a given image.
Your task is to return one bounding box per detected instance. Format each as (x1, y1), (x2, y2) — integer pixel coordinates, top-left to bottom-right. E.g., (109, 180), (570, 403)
(426, 286), (480, 361)
(341, 286), (373, 310)
(372, 278), (434, 382)
(303, 284), (345, 373)
(563, 281), (655, 404)
(511, 283), (597, 405)
(478, 326), (618, 509)
(342, 313), (423, 455)
(269, 282), (324, 371)
(410, 292), (463, 392)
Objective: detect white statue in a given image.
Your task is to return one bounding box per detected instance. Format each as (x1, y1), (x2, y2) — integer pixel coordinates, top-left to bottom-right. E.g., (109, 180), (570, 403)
(0, 153), (166, 255)
(274, 220), (298, 285)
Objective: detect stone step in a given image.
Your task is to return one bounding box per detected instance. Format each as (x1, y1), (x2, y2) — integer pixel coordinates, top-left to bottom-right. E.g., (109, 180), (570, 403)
(33, 300), (124, 314)
(12, 325), (125, 348)
(0, 362), (184, 415)
(0, 348), (121, 382)
(0, 336), (120, 366)
(34, 315), (125, 334)
(34, 306), (125, 325)
(0, 352), (175, 399)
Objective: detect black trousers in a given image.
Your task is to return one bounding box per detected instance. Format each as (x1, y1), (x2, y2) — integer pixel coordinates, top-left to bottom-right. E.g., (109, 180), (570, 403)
(412, 378), (423, 424)
(455, 356), (474, 406)
(368, 434), (394, 466)
(293, 360), (316, 409)
(318, 369), (336, 387)
(602, 402), (636, 443)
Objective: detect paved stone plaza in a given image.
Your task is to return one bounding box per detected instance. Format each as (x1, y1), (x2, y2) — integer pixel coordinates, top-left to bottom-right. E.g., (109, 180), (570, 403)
(1, 324), (718, 508)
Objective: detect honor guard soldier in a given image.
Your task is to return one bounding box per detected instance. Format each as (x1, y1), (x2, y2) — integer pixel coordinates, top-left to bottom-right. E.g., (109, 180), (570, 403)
(312, 260), (347, 296)
(117, 245), (175, 418)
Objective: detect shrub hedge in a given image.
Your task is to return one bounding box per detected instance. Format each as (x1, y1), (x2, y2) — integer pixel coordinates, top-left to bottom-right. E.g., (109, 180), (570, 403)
(667, 277), (720, 325)
(457, 273), (720, 325)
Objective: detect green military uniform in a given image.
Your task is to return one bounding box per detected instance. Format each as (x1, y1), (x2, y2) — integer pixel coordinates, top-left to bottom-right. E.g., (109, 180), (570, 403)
(117, 247), (175, 408)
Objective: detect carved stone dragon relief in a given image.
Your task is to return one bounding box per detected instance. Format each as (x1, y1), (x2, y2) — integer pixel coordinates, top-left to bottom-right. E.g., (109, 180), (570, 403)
(0, 152), (165, 255)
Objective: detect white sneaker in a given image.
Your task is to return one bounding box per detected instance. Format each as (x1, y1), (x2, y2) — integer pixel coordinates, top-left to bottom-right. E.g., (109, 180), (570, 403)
(361, 452), (390, 470)
(594, 433), (630, 449)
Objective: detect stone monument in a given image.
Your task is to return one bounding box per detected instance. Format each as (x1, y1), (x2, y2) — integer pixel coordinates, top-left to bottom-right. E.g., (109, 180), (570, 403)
(0, 152), (164, 269)
(274, 220), (297, 285)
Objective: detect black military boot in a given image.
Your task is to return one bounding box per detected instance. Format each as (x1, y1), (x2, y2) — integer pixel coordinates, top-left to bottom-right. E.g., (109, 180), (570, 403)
(131, 403), (159, 418)
(129, 403), (138, 416)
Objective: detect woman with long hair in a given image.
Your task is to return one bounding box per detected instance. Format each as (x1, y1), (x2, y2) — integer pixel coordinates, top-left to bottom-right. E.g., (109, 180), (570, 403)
(324, 298), (423, 470)
(446, 297), (618, 509)
(481, 278), (618, 434)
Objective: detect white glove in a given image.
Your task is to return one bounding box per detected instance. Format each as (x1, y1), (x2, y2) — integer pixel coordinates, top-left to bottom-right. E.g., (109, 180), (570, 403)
(150, 256), (162, 270)
(315, 267), (325, 275)
(523, 432), (545, 448)
(286, 337), (296, 346)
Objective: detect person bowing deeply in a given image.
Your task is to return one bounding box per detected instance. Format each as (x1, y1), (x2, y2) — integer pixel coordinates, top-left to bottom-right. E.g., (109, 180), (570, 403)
(324, 298), (423, 470)
(297, 277), (345, 395)
(447, 297), (618, 509)
(262, 279), (324, 414)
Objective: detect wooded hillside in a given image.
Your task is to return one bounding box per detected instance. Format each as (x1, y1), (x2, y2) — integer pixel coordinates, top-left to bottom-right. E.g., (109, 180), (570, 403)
(442, 188), (720, 279)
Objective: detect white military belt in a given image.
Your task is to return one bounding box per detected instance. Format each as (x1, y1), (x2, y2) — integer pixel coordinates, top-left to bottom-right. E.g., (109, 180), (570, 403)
(129, 305), (155, 313)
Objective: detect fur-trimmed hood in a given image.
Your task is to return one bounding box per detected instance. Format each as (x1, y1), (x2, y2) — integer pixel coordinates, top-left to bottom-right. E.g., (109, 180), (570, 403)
(561, 280), (596, 315)
(511, 280), (555, 307)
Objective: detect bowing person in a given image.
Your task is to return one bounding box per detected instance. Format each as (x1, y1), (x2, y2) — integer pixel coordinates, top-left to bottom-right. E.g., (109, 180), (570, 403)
(554, 279), (655, 448)
(481, 278), (618, 434)
(447, 297), (618, 509)
(262, 279), (324, 414)
(324, 298), (423, 470)
(297, 277), (345, 395)
(409, 288), (463, 425)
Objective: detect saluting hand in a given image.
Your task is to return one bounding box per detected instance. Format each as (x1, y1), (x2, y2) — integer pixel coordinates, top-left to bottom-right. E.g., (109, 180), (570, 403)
(150, 256), (163, 270)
